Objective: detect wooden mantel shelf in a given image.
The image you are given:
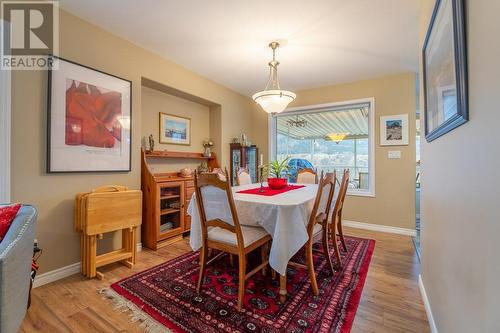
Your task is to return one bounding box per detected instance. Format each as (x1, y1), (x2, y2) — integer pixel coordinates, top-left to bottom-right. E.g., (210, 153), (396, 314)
(144, 150), (215, 160)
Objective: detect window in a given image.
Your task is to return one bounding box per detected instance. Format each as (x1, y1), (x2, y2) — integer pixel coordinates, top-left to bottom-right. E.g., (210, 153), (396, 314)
(270, 99), (375, 196)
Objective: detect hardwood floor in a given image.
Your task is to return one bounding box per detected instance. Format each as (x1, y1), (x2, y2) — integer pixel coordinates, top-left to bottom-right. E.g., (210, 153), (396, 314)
(20, 227), (429, 333)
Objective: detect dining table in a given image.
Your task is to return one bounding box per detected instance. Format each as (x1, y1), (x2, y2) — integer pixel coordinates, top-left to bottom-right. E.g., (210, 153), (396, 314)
(187, 182), (320, 302)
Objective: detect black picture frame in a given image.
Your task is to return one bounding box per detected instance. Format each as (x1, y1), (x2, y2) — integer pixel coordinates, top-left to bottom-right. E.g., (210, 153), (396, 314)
(422, 0), (468, 142)
(47, 55), (132, 173)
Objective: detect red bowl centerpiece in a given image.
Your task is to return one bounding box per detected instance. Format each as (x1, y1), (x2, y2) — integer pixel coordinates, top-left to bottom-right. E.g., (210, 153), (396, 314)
(267, 177), (288, 190)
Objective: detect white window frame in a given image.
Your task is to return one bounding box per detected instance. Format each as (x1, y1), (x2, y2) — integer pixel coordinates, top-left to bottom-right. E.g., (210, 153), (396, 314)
(268, 97), (376, 197)
(0, 20), (11, 203)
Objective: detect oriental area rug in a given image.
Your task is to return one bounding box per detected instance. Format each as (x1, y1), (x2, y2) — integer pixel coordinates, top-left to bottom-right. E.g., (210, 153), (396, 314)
(101, 236), (375, 333)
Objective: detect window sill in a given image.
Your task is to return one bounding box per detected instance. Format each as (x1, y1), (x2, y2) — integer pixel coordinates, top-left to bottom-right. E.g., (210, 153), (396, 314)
(347, 190), (375, 198)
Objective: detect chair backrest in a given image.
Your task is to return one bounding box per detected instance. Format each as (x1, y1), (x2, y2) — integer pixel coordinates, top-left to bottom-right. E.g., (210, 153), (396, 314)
(297, 168), (318, 184)
(194, 169), (244, 247)
(236, 167), (252, 186)
(324, 171), (337, 221)
(332, 169), (350, 220)
(306, 171), (336, 235)
(211, 168), (227, 181)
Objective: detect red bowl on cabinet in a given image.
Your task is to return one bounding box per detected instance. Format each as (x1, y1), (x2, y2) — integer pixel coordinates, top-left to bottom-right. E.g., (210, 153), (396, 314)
(267, 177), (288, 190)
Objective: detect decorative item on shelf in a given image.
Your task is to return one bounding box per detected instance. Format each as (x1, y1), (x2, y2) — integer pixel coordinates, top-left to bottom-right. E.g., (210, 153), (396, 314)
(169, 202), (181, 209)
(160, 222), (174, 233)
(240, 133), (247, 147)
(252, 41), (296, 114)
(179, 167), (194, 178)
(47, 56), (132, 172)
(203, 139), (214, 157)
(198, 161), (209, 173)
(232, 137), (239, 144)
(267, 156), (290, 190)
(148, 134), (155, 152)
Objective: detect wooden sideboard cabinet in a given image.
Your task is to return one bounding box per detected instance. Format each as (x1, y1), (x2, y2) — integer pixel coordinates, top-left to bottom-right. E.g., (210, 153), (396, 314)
(141, 149), (218, 250)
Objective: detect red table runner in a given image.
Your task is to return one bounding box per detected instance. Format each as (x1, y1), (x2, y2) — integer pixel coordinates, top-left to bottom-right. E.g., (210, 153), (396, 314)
(236, 185), (305, 196)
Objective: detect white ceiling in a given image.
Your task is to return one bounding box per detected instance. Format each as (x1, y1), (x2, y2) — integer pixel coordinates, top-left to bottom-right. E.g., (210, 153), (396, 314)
(60, 0), (420, 96)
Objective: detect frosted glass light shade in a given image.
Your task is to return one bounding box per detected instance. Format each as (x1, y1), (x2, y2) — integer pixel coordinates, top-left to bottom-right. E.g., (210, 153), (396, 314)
(326, 133), (348, 143)
(252, 90), (296, 114)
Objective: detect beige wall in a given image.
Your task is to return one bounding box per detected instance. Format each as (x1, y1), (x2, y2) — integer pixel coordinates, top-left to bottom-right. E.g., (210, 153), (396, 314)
(141, 86), (211, 173)
(252, 73), (417, 229)
(10, 9), (254, 273)
(419, 1), (500, 332)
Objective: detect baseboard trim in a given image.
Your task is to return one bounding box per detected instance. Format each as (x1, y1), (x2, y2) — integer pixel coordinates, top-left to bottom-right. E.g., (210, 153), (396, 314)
(33, 262), (81, 288)
(419, 274), (438, 333)
(34, 242), (143, 288)
(343, 220), (417, 237)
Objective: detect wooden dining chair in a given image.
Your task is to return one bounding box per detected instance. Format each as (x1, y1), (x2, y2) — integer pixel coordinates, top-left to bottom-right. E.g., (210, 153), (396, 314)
(285, 171), (337, 299)
(332, 169), (350, 252)
(194, 169), (272, 310)
(236, 167), (252, 185)
(212, 168), (227, 181)
(296, 168), (318, 184)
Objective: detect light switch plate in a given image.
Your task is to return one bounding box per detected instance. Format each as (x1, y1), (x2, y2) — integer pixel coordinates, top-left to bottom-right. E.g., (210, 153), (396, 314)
(388, 150), (401, 159)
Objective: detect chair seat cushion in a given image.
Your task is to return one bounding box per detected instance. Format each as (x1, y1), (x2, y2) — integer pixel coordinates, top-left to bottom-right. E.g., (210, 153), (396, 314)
(208, 226), (269, 247)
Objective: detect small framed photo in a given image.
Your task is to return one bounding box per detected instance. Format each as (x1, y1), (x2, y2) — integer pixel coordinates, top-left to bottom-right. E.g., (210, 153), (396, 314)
(47, 56), (132, 173)
(159, 113), (191, 145)
(380, 114), (409, 146)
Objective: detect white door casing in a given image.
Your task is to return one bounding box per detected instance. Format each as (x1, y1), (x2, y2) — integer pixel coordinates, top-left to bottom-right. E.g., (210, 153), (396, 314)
(0, 20), (11, 203)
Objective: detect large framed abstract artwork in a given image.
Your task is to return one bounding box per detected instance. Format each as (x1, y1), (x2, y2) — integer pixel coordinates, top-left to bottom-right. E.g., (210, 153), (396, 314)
(422, 0), (468, 142)
(47, 56), (132, 172)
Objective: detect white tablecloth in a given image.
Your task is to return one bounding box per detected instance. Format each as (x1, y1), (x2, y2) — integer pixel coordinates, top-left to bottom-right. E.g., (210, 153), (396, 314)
(188, 183), (318, 275)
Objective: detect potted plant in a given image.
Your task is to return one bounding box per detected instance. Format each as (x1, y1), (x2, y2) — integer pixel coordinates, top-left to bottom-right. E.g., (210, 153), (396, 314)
(267, 157), (290, 190)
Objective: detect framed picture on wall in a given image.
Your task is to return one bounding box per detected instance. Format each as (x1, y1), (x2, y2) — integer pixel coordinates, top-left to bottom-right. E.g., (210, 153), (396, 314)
(380, 114), (409, 146)
(423, 0), (468, 142)
(159, 113), (191, 145)
(47, 56), (132, 173)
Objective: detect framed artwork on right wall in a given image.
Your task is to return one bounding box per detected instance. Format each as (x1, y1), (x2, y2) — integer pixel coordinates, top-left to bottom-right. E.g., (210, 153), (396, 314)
(422, 0), (468, 142)
(380, 114), (409, 146)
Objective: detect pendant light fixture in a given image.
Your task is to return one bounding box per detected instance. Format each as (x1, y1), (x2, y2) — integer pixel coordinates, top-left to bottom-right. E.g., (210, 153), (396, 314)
(325, 133), (348, 144)
(252, 42), (296, 114)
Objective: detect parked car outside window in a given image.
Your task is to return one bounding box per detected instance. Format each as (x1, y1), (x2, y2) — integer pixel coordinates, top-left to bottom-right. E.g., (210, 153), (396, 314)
(287, 158), (314, 182)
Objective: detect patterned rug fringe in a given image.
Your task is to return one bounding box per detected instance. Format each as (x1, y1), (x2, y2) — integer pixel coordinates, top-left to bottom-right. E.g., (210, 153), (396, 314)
(98, 288), (171, 333)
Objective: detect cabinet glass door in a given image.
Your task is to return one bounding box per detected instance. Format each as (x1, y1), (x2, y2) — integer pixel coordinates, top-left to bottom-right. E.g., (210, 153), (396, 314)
(158, 183), (183, 238)
(245, 148), (257, 183)
(231, 149), (241, 185)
